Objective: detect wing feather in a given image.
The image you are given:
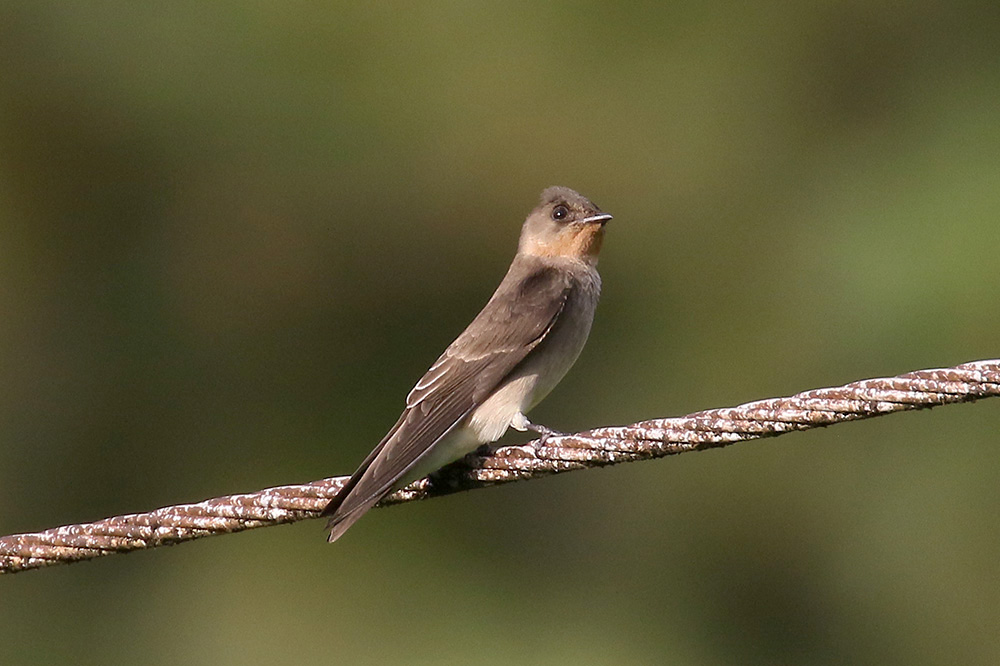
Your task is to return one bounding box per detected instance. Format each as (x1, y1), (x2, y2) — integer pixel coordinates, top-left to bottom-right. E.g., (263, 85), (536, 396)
(323, 258), (573, 537)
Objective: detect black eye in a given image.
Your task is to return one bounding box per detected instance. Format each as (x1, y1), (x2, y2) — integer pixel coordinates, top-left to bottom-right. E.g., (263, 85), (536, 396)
(551, 204), (569, 221)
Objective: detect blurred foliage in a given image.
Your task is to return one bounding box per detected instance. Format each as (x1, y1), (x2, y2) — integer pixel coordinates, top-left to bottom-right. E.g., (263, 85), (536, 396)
(1, 2), (999, 664)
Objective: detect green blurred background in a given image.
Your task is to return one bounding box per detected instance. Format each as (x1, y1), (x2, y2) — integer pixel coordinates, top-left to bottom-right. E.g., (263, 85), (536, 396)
(2, 2), (998, 664)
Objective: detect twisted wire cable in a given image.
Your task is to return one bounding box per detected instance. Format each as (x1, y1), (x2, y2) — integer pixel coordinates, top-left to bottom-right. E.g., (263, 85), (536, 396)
(2, 359), (997, 575)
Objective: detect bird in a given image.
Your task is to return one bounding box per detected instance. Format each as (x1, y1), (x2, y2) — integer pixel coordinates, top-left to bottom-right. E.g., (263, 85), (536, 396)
(321, 186), (612, 542)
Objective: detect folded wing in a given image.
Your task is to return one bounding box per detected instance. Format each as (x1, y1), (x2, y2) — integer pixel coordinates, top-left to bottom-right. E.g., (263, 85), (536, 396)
(322, 260), (573, 540)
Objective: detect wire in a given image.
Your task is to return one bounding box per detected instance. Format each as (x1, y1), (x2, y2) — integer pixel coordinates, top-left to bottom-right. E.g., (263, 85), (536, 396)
(2, 359), (997, 575)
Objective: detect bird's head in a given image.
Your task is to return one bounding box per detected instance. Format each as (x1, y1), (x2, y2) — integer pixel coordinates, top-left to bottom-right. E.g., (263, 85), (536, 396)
(518, 186), (612, 265)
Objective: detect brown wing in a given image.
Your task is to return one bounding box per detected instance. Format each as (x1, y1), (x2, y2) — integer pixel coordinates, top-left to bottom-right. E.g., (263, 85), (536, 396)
(323, 258), (573, 540)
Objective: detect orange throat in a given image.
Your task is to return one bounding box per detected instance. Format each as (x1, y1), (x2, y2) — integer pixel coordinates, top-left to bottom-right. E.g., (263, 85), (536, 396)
(525, 224), (605, 263)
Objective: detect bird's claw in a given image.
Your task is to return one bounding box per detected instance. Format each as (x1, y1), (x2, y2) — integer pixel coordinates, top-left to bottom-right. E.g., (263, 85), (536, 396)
(526, 422), (567, 447)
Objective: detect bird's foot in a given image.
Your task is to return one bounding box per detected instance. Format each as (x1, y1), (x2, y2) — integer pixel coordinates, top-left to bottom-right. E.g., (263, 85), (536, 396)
(525, 421), (567, 446)
(510, 413), (566, 447)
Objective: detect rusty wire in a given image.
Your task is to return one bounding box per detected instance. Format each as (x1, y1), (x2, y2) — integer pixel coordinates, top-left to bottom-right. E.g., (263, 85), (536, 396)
(2, 359), (997, 575)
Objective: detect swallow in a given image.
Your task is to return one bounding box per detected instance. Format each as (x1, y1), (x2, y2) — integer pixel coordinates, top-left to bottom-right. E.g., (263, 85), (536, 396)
(322, 186), (612, 541)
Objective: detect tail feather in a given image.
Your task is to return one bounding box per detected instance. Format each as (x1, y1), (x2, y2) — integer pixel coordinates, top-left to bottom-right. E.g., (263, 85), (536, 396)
(325, 495), (382, 543)
(320, 471), (364, 518)
(321, 462), (384, 542)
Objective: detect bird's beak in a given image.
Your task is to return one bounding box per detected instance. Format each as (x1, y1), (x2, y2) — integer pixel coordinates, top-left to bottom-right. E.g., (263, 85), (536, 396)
(579, 213), (613, 225)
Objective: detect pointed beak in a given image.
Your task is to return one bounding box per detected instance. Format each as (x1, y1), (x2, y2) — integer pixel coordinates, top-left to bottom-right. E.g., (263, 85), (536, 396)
(579, 213), (613, 225)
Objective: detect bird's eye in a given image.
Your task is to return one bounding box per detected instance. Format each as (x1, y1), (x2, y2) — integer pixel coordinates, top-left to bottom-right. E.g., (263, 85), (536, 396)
(551, 204), (569, 221)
